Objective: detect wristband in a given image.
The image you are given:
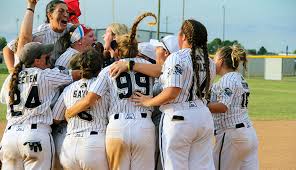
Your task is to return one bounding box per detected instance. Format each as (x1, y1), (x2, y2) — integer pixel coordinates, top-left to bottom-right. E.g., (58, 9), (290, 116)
(27, 8), (34, 13)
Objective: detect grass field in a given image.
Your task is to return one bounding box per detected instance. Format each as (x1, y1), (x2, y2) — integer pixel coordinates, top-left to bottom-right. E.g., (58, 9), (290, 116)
(0, 64), (295, 121)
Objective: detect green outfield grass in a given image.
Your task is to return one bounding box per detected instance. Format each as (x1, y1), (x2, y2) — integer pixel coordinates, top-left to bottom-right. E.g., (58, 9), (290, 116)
(0, 71), (295, 121)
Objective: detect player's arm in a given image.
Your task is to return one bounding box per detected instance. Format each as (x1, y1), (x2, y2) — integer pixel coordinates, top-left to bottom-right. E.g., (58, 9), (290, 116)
(52, 90), (67, 123)
(16, 0), (38, 57)
(3, 46), (15, 73)
(207, 102), (228, 113)
(66, 68), (108, 118)
(110, 61), (162, 78)
(65, 92), (100, 119)
(208, 79), (236, 114)
(132, 87), (181, 107)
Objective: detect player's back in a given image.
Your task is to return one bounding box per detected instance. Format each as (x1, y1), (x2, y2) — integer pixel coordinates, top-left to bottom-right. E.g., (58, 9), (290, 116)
(211, 72), (251, 130)
(0, 67), (72, 126)
(61, 78), (109, 134)
(90, 58), (153, 118)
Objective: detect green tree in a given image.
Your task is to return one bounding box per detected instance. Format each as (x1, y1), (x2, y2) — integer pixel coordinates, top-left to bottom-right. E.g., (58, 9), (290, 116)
(258, 46), (268, 55)
(247, 49), (257, 55)
(208, 38), (222, 54)
(293, 50), (296, 54)
(0, 36), (7, 50)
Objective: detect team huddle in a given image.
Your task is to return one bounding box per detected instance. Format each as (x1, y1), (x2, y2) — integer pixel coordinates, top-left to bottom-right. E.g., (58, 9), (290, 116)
(0, 0), (259, 170)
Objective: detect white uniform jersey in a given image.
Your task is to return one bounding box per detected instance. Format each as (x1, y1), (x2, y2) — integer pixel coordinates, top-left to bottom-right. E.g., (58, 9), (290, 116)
(0, 67), (73, 127)
(53, 78), (109, 134)
(159, 48), (216, 103)
(90, 58), (154, 117)
(55, 47), (79, 69)
(210, 72), (252, 130)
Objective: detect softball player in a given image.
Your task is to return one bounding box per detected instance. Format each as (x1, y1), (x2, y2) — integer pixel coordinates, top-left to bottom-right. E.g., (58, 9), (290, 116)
(0, 42), (73, 170)
(55, 24), (96, 69)
(52, 48), (109, 170)
(208, 45), (259, 170)
(3, 0), (71, 71)
(110, 19), (216, 170)
(65, 13), (157, 170)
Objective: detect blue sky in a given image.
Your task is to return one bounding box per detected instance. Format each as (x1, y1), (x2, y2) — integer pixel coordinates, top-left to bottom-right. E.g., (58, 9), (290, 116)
(0, 0), (295, 53)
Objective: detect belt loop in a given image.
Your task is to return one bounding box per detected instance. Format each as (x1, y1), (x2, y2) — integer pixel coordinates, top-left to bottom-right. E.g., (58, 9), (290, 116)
(141, 113), (147, 118)
(90, 131), (98, 135)
(31, 124), (37, 129)
(114, 114), (119, 120)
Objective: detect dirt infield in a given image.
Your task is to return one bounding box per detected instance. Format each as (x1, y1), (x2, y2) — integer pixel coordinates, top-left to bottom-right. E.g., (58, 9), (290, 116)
(0, 120), (296, 169)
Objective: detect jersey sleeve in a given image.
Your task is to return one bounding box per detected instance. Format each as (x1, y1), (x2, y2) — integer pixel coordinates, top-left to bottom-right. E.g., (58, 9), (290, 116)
(41, 67), (73, 89)
(0, 75), (11, 104)
(162, 53), (184, 89)
(216, 77), (237, 108)
(52, 90), (66, 121)
(7, 39), (16, 52)
(89, 67), (109, 97)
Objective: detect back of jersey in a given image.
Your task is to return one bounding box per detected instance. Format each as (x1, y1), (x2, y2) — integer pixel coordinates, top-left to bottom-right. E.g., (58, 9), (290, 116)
(53, 78), (109, 134)
(0, 67), (72, 127)
(90, 58), (154, 117)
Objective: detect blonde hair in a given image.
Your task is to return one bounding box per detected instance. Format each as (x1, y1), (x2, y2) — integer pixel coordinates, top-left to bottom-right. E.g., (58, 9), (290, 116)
(108, 23), (129, 37)
(217, 44), (247, 71)
(116, 12), (157, 58)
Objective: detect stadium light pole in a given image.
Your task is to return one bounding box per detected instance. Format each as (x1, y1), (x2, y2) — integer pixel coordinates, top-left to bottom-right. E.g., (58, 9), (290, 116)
(112, 0), (115, 22)
(157, 0), (161, 40)
(182, 0), (185, 22)
(222, 5), (225, 42)
(16, 18), (19, 36)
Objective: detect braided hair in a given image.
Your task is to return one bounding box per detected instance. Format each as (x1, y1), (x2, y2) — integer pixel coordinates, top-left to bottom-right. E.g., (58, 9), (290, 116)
(76, 47), (104, 79)
(217, 45), (247, 72)
(116, 12), (157, 58)
(9, 51), (43, 105)
(180, 19), (210, 99)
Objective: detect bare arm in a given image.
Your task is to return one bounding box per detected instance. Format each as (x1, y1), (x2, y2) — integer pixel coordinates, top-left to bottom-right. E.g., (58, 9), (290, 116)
(110, 61), (162, 78)
(131, 87), (181, 107)
(65, 92), (100, 119)
(16, 0), (38, 56)
(3, 46), (15, 73)
(207, 102), (228, 113)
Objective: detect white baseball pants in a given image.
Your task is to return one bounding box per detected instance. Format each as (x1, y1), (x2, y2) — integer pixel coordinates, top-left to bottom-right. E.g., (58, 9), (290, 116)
(213, 126), (259, 170)
(160, 100), (215, 170)
(1, 124), (54, 170)
(106, 113), (155, 170)
(59, 131), (108, 170)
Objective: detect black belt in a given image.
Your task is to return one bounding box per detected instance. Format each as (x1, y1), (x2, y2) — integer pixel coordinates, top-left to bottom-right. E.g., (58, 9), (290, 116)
(214, 123), (245, 135)
(113, 113), (147, 119)
(7, 124), (37, 130)
(90, 131), (98, 135)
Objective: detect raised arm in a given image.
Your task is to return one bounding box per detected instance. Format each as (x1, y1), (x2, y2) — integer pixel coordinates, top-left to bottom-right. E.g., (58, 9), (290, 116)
(16, 0), (38, 57)
(3, 46), (15, 73)
(110, 61), (162, 78)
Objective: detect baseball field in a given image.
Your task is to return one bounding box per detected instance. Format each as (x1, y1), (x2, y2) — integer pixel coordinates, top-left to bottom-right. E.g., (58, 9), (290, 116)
(0, 64), (295, 169)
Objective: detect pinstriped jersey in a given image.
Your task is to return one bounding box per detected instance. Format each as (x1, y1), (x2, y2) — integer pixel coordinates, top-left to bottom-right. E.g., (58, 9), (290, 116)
(210, 72), (252, 130)
(0, 67), (73, 127)
(52, 78), (109, 134)
(159, 48), (216, 103)
(90, 58), (154, 117)
(55, 47), (79, 69)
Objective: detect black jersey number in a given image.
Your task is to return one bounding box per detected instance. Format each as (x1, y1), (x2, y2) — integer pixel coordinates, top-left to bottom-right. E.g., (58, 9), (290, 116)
(10, 85), (41, 116)
(241, 92), (250, 108)
(116, 72), (150, 99)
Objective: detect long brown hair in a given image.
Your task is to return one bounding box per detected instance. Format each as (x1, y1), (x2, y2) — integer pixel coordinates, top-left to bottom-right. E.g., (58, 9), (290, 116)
(116, 12), (157, 58)
(180, 19), (210, 99)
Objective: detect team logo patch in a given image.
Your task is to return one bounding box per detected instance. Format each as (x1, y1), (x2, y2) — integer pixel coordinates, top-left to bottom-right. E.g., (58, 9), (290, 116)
(174, 64), (183, 75)
(167, 64), (183, 76)
(223, 88), (233, 96)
